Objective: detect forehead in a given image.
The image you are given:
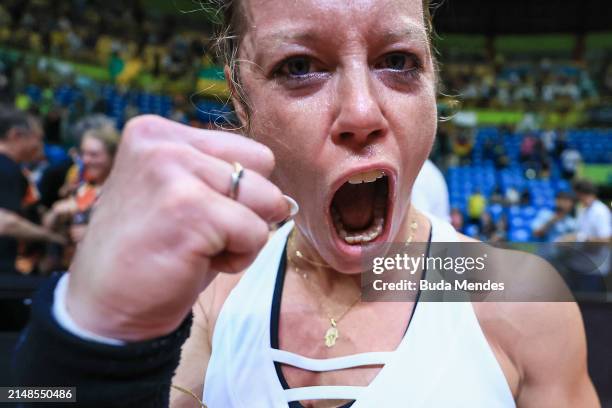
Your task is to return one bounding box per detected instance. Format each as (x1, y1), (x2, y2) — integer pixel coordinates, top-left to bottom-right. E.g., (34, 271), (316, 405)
(26, 119), (42, 134)
(81, 135), (105, 150)
(241, 0), (427, 48)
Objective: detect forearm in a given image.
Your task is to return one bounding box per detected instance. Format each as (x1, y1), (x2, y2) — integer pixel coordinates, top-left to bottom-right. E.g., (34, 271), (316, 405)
(0, 209), (57, 242)
(533, 218), (556, 238)
(11, 274), (193, 408)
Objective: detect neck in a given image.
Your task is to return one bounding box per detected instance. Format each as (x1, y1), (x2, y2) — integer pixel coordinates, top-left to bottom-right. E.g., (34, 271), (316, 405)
(289, 206), (431, 295)
(290, 229), (359, 294)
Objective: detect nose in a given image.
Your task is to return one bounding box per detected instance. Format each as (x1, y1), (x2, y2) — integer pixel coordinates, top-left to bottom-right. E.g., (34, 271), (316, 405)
(330, 65), (387, 150)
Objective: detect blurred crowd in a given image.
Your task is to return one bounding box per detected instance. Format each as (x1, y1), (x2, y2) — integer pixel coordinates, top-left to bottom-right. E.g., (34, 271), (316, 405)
(0, 1), (609, 279)
(448, 178), (611, 246)
(0, 105), (118, 275)
(433, 120), (611, 246)
(0, 0), (212, 82)
(441, 58), (601, 111)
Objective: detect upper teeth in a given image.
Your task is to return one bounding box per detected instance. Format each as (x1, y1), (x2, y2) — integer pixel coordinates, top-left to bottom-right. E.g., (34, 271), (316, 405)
(348, 170), (385, 184)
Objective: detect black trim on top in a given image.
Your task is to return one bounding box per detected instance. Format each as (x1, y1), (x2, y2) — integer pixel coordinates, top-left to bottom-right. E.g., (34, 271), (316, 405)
(270, 227), (433, 408)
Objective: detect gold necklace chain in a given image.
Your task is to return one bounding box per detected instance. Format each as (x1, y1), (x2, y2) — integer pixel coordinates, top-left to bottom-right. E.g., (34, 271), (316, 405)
(286, 217), (419, 347)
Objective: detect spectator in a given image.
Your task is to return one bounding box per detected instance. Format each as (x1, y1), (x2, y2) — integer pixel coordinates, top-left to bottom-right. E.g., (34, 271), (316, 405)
(519, 133), (537, 162)
(0, 105), (64, 274)
(467, 188), (486, 226)
(531, 191), (577, 242)
(480, 212), (505, 242)
(558, 180), (611, 290)
(560, 145), (582, 180)
(569, 180), (611, 244)
(44, 125), (119, 244)
(450, 208), (464, 232)
(452, 132), (473, 165)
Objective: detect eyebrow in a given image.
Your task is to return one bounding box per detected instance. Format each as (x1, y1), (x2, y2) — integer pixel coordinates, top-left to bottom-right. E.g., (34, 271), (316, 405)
(380, 26), (429, 47)
(258, 21), (429, 50)
(257, 29), (323, 48)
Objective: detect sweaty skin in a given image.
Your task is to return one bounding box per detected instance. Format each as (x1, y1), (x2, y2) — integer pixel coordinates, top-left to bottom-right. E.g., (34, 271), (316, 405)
(170, 1), (599, 407)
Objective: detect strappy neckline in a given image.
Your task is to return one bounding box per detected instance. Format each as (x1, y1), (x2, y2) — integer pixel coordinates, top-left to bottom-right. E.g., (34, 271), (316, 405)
(270, 228), (433, 407)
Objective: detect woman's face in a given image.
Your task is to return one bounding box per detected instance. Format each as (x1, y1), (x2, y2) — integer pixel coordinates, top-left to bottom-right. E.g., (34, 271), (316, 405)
(237, 0), (437, 271)
(80, 135), (113, 184)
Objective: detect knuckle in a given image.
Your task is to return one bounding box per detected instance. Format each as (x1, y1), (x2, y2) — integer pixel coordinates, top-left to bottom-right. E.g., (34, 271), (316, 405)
(142, 143), (177, 165)
(140, 144), (193, 183)
(123, 115), (166, 145)
(164, 182), (201, 212)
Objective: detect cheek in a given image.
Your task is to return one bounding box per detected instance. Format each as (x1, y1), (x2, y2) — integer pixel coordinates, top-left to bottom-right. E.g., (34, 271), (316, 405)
(391, 89), (437, 193)
(248, 93), (329, 190)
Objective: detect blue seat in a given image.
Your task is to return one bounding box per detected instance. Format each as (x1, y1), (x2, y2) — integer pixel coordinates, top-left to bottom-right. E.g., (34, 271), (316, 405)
(488, 204), (504, 221)
(464, 224), (480, 238)
(509, 228), (531, 242)
(510, 216), (526, 229)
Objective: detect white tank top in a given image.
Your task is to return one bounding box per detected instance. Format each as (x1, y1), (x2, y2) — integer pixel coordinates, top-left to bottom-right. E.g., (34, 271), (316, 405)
(204, 215), (515, 407)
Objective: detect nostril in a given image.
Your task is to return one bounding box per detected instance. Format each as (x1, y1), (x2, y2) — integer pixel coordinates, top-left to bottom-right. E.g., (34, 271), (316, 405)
(340, 132), (352, 140)
(370, 129), (383, 139)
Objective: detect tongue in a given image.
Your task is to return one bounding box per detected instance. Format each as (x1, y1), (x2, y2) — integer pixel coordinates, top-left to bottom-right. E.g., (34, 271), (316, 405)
(332, 182), (376, 230)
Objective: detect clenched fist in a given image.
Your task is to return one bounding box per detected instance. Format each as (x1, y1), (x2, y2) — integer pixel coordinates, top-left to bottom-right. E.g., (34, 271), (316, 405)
(65, 115), (290, 341)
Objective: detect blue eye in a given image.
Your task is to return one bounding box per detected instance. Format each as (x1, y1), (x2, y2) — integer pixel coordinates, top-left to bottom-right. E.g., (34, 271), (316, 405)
(387, 54), (407, 69)
(379, 53), (419, 71)
(281, 57), (311, 77)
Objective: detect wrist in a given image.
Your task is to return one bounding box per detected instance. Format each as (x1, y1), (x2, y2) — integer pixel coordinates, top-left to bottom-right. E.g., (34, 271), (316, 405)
(64, 276), (184, 342)
(53, 274), (124, 345)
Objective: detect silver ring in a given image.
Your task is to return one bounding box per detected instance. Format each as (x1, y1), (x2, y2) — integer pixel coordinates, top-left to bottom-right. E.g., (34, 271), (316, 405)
(229, 162), (244, 200)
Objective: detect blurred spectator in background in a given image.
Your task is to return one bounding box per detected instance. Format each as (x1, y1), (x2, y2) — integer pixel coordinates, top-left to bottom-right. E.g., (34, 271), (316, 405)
(532, 191), (577, 242)
(467, 188), (487, 226)
(570, 180), (611, 244)
(450, 208), (464, 232)
(557, 180), (611, 291)
(0, 105), (64, 274)
(37, 114), (117, 273)
(479, 212), (506, 242)
(560, 144), (582, 180)
(505, 186), (520, 205)
(520, 132), (537, 161)
(412, 159), (450, 221)
(452, 131), (473, 165)
(44, 124), (119, 244)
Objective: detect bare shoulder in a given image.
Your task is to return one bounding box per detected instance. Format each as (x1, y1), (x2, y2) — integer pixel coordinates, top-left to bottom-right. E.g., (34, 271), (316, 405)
(474, 299), (598, 406)
(469, 250), (598, 406)
(457, 233), (597, 405)
(464, 236), (579, 378)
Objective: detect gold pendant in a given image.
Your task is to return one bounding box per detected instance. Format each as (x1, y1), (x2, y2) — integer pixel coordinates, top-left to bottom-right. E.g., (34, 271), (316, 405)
(324, 319), (339, 347)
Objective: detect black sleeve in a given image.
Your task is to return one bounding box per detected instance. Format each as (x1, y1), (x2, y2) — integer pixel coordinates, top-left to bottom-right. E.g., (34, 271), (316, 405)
(10, 274), (193, 408)
(0, 164), (24, 212)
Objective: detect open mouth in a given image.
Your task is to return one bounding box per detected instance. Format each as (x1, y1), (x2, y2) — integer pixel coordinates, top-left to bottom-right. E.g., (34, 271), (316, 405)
(330, 169), (389, 245)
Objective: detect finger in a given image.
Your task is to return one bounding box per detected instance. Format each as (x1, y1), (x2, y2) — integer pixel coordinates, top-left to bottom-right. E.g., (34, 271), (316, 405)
(210, 252), (258, 274)
(126, 116), (275, 177)
(204, 190), (270, 257)
(182, 148), (290, 224)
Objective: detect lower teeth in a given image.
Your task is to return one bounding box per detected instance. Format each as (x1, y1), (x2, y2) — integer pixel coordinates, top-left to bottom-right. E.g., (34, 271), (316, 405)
(331, 206), (385, 244)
